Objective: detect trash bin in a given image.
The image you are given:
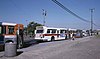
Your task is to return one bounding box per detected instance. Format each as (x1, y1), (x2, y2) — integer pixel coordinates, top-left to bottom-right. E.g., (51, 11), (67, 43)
(4, 40), (17, 57)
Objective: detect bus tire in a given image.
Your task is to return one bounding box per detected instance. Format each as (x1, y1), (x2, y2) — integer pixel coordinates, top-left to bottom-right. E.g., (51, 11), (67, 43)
(51, 36), (55, 41)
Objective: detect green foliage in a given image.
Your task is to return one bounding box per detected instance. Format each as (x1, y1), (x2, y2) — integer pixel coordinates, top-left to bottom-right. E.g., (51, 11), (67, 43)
(26, 21), (42, 34)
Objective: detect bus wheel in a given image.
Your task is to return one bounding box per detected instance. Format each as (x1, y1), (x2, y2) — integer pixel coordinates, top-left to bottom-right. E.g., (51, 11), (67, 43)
(51, 36), (55, 41)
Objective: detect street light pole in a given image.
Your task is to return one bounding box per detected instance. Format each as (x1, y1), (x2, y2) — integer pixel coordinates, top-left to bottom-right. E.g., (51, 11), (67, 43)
(26, 20), (28, 36)
(90, 8), (94, 36)
(42, 9), (47, 26)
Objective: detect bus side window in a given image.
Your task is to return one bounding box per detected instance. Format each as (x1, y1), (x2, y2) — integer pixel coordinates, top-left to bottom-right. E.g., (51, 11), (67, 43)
(52, 29), (56, 34)
(2, 26), (6, 34)
(60, 30), (64, 33)
(0, 26), (6, 34)
(47, 29), (50, 33)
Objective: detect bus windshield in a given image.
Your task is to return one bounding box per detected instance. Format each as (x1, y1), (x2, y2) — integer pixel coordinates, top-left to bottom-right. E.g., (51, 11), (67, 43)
(8, 26), (14, 34)
(0, 26), (15, 35)
(36, 30), (43, 33)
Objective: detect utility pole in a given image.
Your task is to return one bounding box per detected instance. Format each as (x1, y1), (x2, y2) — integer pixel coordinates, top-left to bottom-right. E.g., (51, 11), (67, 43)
(26, 20), (28, 36)
(42, 9), (47, 26)
(90, 8), (95, 36)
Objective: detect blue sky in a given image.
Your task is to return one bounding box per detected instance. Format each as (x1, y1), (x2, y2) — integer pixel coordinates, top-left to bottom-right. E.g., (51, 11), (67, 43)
(0, 0), (100, 30)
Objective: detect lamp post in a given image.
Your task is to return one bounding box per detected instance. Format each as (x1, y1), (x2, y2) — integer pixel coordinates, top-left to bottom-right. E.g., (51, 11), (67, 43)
(42, 9), (47, 26)
(90, 8), (95, 36)
(26, 20), (28, 36)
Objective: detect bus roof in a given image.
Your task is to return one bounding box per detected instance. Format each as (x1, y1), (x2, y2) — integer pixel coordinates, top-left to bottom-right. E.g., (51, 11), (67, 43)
(36, 26), (68, 30)
(68, 28), (77, 31)
(0, 22), (17, 26)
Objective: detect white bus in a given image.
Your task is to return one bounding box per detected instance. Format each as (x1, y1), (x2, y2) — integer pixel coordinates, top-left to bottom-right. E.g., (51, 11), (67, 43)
(35, 26), (68, 41)
(68, 28), (77, 38)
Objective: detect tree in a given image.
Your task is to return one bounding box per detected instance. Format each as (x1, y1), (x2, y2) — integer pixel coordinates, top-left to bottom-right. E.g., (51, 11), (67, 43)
(27, 21), (42, 34)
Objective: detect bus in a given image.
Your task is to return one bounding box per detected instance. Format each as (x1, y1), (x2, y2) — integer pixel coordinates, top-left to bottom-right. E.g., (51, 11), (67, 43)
(0, 22), (24, 49)
(35, 26), (69, 41)
(68, 28), (77, 38)
(69, 29), (84, 38)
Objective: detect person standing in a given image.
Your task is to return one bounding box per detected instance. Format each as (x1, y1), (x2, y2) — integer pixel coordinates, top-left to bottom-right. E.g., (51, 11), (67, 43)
(72, 33), (75, 40)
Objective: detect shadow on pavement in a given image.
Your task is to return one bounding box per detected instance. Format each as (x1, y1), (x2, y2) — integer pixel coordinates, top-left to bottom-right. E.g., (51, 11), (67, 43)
(17, 51), (23, 56)
(23, 40), (40, 48)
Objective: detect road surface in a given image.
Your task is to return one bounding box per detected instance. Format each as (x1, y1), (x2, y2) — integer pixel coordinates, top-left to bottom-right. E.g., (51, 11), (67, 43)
(0, 35), (100, 59)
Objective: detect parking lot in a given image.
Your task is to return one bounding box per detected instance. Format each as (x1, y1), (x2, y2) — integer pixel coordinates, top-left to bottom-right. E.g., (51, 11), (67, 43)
(0, 35), (100, 59)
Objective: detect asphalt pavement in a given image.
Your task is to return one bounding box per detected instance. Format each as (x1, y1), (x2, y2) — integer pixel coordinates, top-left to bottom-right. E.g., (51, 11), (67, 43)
(0, 35), (100, 59)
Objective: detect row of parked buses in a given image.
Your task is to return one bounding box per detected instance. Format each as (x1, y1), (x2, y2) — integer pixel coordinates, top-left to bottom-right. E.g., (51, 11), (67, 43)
(0, 22), (98, 51)
(0, 22), (24, 49)
(34, 26), (87, 41)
